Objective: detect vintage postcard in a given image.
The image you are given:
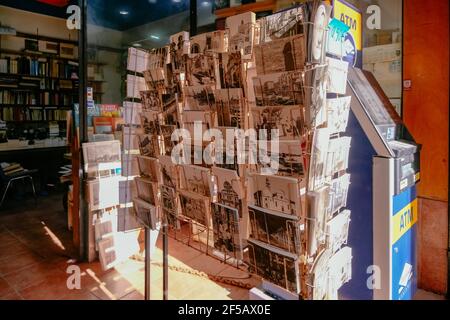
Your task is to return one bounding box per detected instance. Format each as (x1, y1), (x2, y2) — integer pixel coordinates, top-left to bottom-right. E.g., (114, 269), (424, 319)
(180, 164), (212, 197)
(247, 238), (300, 294)
(259, 6), (305, 43)
(134, 176), (159, 206)
(328, 247), (352, 296)
(253, 71), (304, 107)
(189, 30), (228, 55)
(182, 110), (215, 138)
(325, 137), (351, 179)
(326, 57), (349, 95)
(178, 189), (210, 227)
(248, 174), (303, 218)
(329, 174), (351, 215)
(136, 155), (160, 183)
(137, 134), (160, 158)
(148, 47), (168, 71)
(327, 96), (351, 134)
(308, 127), (330, 191)
(160, 124), (177, 156)
(218, 52), (244, 89)
(226, 11), (256, 60)
(211, 203), (243, 260)
(308, 3), (332, 64)
(326, 209), (351, 254)
(184, 85), (216, 111)
(82, 140), (121, 169)
(307, 185), (331, 256)
(248, 204), (300, 255)
(160, 185), (180, 229)
(304, 65), (328, 128)
(186, 53), (218, 86)
(254, 35), (306, 75)
(169, 31), (189, 72)
(133, 197), (159, 230)
(159, 155), (179, 189)
(212, 167), (243, 211)
(214, 88), (245, 128)
(140, 110), (161, 136)
(140, 90), (162, 112)
(251, 106), (305, 140)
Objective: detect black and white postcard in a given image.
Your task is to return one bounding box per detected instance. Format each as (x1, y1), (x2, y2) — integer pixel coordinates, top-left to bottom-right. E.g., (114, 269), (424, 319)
(253, 71), (304, 107)
(211, 203), (243, 260)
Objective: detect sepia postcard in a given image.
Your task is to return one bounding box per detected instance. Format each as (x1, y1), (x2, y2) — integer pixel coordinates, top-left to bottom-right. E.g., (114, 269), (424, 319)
(160, 124), (177, 156)
(182, 110), (215, 138)
(189, 30), (228, 55)
(136, 155), (160, 183)
(178, 189), (211, 227)
(308, 3), (332, 64)
(218, 52), (244, 89)
(158, 155), (180, 189)
(133, 197), (159, 230)
(180, 164), (212, 197)
(140, 110), (161, 136)
(251, 106), (305, 141)
(254, 35), (306, 75)
(186, 53), (219, 86)
(134, 176), (159, 206)
(214, 88), (245, 128)
(247, 238), (300, 294)
(140, 90), (162, 112)
(160, 185), (180, 229)
(212, 167), (243, 211)
(253, 71), (304, 107)
(226, 11), (256, 60)
(304, 65), (328, 128)
(137, 134), (160, 158)
(82, 140), (121, 172)
(259, 6), (306, 43)
(184, 85), (216, 111)
(211, 203), (243, 260)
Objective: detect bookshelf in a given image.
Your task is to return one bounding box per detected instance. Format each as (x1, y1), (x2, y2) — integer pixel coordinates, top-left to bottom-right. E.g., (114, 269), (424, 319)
(0, 31), (79, 138)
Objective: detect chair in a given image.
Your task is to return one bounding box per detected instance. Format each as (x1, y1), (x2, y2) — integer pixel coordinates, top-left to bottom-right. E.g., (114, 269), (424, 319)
(0, 166), (38, 208)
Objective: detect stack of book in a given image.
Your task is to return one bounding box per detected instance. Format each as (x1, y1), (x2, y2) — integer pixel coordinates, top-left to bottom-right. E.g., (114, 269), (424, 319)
(1, 162), (25, 176)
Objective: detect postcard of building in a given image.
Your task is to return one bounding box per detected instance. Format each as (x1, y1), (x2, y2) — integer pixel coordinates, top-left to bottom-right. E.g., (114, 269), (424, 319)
(325, 137), (351, 179)
(326, 57), (349, 95)
(133, 197), (159, 230)
(211, 202), (244, 260)
(308, 127), (330, 191)
(226, 11), (256, 60)
(159, 155), (180, 189)
(329, 174), (351, 216)
(212, 167), (243, 211)
(259, 6), (306, 44)
(326, 209), (351, 254)
(251, 106), (305, 141)
(160, 124), (177, 156)
(248, 174), (303, 219)
(214, 88), (245, 128)
(184, 85), (216, 111)
(304, 65), (328, 128)
(247, 238), (300, 294)
(136, 155), (160, 183)
(182, 110), (215, 138)
(189, 30), (228, 55)
(178, 189), (211, 227)
(326, 96), (351, 134)
(160, 185), (180, 229)
(308, 4), (331, 64)
(138, 134), (160, 158)
(253, 71), (304, 107)
(254, 35), (306, 75)
(218, 52), (244, 89)
(307, 185), (331, 256)
(134, 176), (159, 206)
(186, 53), (219, 87)
(140, 110), (161, 136)
(140, 90), (162, 112)
(180, 164), (212, 197)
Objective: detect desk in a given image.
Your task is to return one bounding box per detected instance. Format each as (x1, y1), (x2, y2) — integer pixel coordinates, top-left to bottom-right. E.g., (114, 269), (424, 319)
(0, 140), (69, 191)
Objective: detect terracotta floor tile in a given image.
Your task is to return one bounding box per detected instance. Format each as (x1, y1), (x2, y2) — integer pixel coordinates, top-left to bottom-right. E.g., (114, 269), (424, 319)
(0, 277), (14, 297)
(3, 262), (67, 291)
(0, 290), (22, 300)
(18, 273), (75, 300)
(0, 251), (43, 276)
(0, 241), (30, 261)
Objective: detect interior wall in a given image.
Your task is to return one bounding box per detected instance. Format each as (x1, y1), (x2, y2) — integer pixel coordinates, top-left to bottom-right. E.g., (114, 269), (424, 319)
(403, 0), (449, 295)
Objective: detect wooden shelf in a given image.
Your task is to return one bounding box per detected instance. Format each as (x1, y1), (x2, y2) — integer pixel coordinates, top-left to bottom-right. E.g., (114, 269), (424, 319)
(214, 0), (276, 18)
(0, 73), (79, 81)
(0, 48), (79, 63)
(0, 104), (73, 109)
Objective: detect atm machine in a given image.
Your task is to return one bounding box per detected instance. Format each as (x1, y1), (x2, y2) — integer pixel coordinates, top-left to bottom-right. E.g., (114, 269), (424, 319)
(340, 67), (421, 300)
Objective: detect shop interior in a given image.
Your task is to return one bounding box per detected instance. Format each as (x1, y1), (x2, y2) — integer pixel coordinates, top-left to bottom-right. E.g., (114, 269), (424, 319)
(0, 0), (447, 301)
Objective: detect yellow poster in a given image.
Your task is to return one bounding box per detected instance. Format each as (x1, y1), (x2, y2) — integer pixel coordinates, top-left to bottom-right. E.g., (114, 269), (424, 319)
(333, 0), (362, 51)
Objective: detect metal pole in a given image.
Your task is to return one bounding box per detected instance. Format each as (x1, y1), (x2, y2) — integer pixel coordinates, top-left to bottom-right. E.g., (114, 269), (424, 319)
(190, 0), (198, 37)
(163, 222), (169, 300)
(144, 227), (151, 300)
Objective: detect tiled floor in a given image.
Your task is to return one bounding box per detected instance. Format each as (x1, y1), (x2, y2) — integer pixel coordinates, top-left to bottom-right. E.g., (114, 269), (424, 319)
(0, 193), (446, 300)
(0, 193), (258, 300)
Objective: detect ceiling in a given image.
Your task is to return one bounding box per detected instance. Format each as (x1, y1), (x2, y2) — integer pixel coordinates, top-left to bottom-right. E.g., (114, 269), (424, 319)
(0, 0), (197, 31)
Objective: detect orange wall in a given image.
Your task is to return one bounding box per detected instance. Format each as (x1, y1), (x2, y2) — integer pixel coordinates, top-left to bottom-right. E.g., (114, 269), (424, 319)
(403, 0), (449, 201)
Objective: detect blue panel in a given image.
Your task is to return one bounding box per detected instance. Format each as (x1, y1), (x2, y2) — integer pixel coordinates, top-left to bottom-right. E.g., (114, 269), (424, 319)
(391, 225), (417, 300)
(393, 187), (417, 215)
(338, 110), (376, 300)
